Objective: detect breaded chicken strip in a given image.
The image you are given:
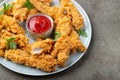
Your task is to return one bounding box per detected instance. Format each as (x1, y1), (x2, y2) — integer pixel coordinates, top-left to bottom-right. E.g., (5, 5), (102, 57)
(2, 15), (25, 35)
(30, 0), (59, 18)
(51, 35), (73, 67)
(12, 34), (29, 48)
(0, 31), (14, 51)
(30, 38), (54, 55)
(0, 30), (28, 48)
(54, 7), (72, 36)
(1, 30), (15, 39)
(60, 0), (84, 31)
(5, 49), (56, 72)
(70, 29), (86, 52)
(12, 0), (52, 22)
(12, 0), (32, 21)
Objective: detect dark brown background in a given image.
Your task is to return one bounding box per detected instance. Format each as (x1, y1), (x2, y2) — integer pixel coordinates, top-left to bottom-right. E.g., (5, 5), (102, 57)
(0, 0), (120, 80)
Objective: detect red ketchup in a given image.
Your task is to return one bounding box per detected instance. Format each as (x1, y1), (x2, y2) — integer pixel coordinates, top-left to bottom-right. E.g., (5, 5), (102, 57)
(26, 14), (53, 39)
(28, 16), (51, 33)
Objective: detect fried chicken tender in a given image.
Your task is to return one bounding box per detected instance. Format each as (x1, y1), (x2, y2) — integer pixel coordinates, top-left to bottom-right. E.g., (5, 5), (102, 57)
(12, 0), (52, 22)
(60, 0), (84, 31)
(2, 15), (25, 35)
(30, 38), (54, 55)
(70, 29), (86, 52)
(0, 31), (14, 50)
(5, 49), (56, 72)
(51, 35), (73, 67)
(1, 30), (15, 39)
(13, 34), (29, 48)
(5, 49), (30, 64)
(12, 0), (28, 21)
(1, 30), (28, 48)
(54, 8), (72, 35)
(30, 0), (59, 18)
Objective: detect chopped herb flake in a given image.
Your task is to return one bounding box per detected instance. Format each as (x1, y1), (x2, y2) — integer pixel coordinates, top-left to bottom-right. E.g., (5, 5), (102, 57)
(23, 0), (34, 10)
(0, 3), (13, 16)
(54, 31), (61, 41)
(77, 29), (87, 37)
(6, 37), (17, 50)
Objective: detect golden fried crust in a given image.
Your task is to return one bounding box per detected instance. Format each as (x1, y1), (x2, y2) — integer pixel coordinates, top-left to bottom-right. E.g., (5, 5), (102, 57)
(0, 39), (7, 50)
(60, 0), (84, 31)
(12, 0), (52, 22)
(5, 49), (56, 72)
(30, 0), (59, 18)
(51, 35), (72, 67)
(36, 55), (56, 72)
(1, 30), (15, 39)
(27, 8), (39, 17)
(13, 34), (29, 48)
(0, 31), (28, 49)
(70, 29), (86, 52)
(30, 38), (54, 54)
(0, 50), (5, 57)
(5, 49), (30, 64)
(0, 20), (4, 31)
(2, 15), (25, 35)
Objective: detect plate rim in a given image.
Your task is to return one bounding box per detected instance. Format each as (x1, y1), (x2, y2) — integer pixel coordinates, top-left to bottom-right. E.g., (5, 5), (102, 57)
(0, 0), (92, 76)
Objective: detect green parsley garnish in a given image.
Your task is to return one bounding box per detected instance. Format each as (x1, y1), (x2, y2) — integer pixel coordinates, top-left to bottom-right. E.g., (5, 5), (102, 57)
(54, 31), (61, 41)
(77, 29), (87, 37)
(23, 0), (34, 10)
(6, 37), (17, 50)
(0, 3), (13, 15)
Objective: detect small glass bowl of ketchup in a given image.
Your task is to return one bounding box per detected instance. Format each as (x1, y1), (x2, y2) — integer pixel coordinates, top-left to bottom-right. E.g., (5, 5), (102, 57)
(26, 14), (54, 39)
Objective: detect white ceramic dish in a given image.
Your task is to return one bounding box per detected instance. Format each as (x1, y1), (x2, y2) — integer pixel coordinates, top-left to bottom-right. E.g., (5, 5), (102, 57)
(0, 0), (92, 76)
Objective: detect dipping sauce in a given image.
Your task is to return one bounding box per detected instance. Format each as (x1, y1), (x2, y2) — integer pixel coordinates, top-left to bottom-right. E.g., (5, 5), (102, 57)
(28, 16), (51, 33)
(26, 14), (54, 39)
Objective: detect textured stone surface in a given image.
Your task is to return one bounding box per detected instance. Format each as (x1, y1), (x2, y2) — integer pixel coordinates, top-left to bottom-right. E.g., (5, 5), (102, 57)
(0, 0), (120, 80)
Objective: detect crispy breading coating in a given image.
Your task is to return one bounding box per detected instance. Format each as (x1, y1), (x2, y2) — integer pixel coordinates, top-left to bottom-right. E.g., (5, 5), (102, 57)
(12, 0), (52, 21)
(12, 0), (28, 21)
(60, 0), (84, 31)
(2, 15), (25, 35)
(51, 35), (73, 67)
(30, 38), (54, 55)
(0, 39), (6, 50)
(1, 30), (15, 39)
(27, 8), (39, 17)
(5, 49), (56, 72)
(13, 34), (29, 48)
(54, 7), (72, 36)
(30, 0), (59, 18)
(70, 29), (86, 52)
(1, 30), (28, 48)
(0, 19), (3, 31)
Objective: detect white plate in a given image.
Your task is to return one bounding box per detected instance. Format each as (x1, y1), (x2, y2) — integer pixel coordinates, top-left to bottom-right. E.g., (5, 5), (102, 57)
(0, 0), (92, 76)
